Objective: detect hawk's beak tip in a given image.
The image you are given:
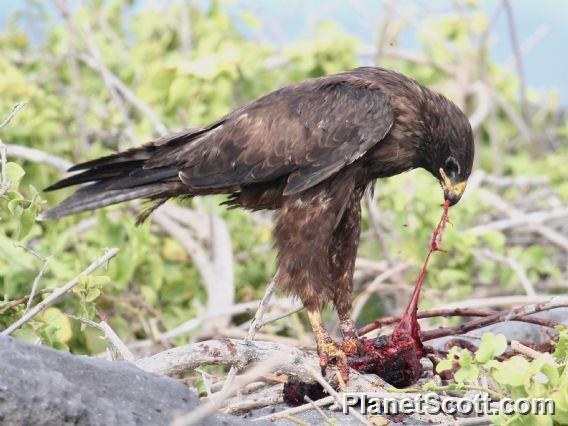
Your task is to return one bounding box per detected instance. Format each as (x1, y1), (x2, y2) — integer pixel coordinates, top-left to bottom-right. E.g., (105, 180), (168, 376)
(444, 190), (462, 207)
(443, 180), (467, 207)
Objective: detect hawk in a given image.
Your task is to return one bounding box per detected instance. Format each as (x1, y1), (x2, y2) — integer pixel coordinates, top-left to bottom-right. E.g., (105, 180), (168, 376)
(44, 67), (474, 379)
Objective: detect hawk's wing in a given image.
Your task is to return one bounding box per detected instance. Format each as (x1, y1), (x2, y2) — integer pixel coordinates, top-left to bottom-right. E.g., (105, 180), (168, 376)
(149, 75), (394, 195)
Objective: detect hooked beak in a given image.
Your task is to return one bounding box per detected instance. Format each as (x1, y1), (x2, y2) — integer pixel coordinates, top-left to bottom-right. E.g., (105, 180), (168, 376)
(439, 168), (467, 206)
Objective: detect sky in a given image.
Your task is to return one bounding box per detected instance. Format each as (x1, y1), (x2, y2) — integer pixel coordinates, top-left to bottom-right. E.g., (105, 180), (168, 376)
(2, 0), (567, 103)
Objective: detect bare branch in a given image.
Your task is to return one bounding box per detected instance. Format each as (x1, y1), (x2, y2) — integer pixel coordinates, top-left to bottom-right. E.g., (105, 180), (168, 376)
(0, 102), (27, 130)
(24, 256), (52, 314)
(0, 102), (28, 196)
(4, 144), (72, 172)
(67, 314), (135, 362)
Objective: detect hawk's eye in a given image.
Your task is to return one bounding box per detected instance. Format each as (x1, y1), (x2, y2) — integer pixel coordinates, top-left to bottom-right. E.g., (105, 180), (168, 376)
(444, 158), (460, 177)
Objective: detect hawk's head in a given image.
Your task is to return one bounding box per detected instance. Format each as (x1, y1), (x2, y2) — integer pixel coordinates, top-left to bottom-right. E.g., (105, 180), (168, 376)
(421, 94), (474, 206)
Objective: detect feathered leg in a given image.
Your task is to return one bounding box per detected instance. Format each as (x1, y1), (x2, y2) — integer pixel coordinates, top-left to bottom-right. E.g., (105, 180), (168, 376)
(331, 190), (364, 356)
(274, 175), (358, 381)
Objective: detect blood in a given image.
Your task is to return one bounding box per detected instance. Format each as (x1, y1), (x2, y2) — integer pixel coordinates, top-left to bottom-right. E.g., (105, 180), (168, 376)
(284, 201), (451, 401)
(283, 378), (327, 406)
(347, 200), (451, 387)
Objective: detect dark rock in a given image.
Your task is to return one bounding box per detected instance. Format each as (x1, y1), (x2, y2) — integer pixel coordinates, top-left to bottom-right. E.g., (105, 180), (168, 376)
(0, 335), (259, 426)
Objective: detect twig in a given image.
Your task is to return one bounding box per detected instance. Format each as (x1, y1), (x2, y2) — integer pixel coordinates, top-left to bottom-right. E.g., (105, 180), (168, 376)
(510, 340), (557, 366)
(0, 289), (55, 315)
(0, 102), (27, 130)
(358, 306), (560, 337)
(438, 294), (560, 310)
(422, 296), (568, 341)
(172, 355), (287, 426)
(256, 304), (304, 329)
(136, 338), (318, 380)
(253, 396), (335, 421)
(304, 395), (330, 420)
(0, 139), (8, 196)
(1, 248), (119, 335)
(246, 278), (277, 341)
(67, 314), (135, 362)
(222, 393), (283, 415)
(24, 256), (52, 314)
(4, 144), (72, 172)
(0, 102), (27, 196)
(219, 278), (277, 396)
(306, 366), (370, 425)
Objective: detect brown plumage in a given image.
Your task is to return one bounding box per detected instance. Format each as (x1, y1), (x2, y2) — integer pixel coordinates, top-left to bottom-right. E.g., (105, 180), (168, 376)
(44, 67), (474, 379)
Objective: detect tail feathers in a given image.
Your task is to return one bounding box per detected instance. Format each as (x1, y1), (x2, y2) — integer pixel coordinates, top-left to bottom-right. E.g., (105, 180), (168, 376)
(44, 160), (146, 191)
(40, 183), (168, 220)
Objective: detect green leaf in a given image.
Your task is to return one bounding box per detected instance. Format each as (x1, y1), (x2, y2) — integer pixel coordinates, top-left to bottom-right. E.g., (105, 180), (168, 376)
(17, 199), (39, 240)
(475, 332), (508, 363)
(85, 287), (101, 302)
(436, 359), (454, 373)
(553, 326), (568, 363)
(492, 356), (530, 387)
(454, 350), (479, 382)
(5, 162), (25, 189)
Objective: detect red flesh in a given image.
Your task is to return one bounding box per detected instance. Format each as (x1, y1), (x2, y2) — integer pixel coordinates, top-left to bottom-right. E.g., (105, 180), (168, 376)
(347, 200), (451, 387)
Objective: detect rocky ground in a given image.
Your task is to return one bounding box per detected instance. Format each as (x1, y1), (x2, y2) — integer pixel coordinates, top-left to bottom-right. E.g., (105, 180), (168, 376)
(0, 335), (261, 426)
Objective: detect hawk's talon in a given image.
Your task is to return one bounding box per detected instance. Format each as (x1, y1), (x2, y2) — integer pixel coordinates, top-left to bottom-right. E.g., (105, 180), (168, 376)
(340, 337), (363, 356)
(316, 338), (350, 381)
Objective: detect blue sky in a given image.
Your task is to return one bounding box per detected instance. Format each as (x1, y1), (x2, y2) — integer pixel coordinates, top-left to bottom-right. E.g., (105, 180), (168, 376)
(2, 0), (567, 103)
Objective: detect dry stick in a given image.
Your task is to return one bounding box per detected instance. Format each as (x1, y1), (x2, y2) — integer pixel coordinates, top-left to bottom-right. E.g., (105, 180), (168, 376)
(67, 314), (135, 362)
(304, 395), (330, 421)
(219, 278), (277, 396)
(510, 340), (557, 365)
(173, 355), (286, 426)
(0, 102), (27, 196)
(222, 393), (283, 415)
(0, 289), (55, 315)
(4, 144), (71, 172)
(306, 366), (371, 426)
(0, 140), (8, 196)
(1, 248), (119, 335)
(0, 102), (27, 130)
(438, 294), (559, 310)
(253, 396), (335, 422)
(421, 296), (568, 341)
(256, 304), (304, 329)
(24, 256), (52, 314)
(358, 306), (560, 337)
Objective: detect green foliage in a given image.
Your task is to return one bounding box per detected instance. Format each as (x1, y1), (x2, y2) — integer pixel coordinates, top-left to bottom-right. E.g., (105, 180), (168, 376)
(433, 332), (568, 425)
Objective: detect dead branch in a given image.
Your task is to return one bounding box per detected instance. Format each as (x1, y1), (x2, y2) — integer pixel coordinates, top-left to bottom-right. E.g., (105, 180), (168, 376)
(0, 289), (55, 315)
(66, 314), (135, 362)
(358, 306), (560, 337)
(4, 144), (72, 172)
(422, 296), (568, 341)
(173, 355), (289, 426)
(24, 256), (52, 314)
(0, 102), (27, 196)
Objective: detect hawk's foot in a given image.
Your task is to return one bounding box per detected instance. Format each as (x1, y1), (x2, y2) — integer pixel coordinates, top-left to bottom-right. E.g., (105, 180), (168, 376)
(307, 309), (351, 381)
(339, 317), (364, 356)
(316, 337), (350, 382)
